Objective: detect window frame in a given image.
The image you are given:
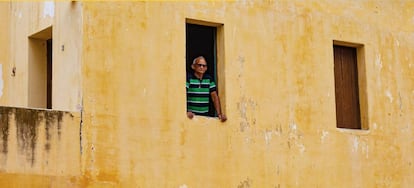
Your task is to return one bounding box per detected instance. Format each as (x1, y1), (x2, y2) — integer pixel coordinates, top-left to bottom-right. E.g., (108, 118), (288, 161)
(185, 18), (225, 117)
(333, 40), (368, 130)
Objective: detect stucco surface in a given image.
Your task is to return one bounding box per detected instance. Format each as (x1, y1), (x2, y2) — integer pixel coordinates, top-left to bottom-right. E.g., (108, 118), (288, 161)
(80, 1), (414, 187)
(1, 1), (414, 187)
(0, 107), (81, 187)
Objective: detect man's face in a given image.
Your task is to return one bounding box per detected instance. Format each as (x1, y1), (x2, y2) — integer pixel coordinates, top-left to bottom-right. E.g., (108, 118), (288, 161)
(193, 58), (208, 74)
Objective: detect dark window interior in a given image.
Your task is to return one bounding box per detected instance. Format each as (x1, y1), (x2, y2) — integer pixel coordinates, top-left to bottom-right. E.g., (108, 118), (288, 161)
(186, 23), (217, 117)
(333, 45), (361, 129)
(47, 39), (52, 109)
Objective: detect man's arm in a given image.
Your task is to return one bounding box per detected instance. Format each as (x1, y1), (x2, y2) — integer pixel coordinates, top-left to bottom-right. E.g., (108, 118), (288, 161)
(211, 91), (227, 122)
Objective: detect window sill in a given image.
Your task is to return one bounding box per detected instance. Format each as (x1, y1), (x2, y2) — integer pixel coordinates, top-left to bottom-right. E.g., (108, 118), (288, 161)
(336, 127), (370, 135)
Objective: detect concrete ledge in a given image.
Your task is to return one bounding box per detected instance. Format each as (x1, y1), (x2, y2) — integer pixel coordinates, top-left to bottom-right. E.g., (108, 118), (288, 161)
(0, 106), (81, 176)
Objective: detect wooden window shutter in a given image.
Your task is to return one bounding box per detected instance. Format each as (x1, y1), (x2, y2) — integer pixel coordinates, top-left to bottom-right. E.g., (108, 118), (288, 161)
(333, 45), (361, 129)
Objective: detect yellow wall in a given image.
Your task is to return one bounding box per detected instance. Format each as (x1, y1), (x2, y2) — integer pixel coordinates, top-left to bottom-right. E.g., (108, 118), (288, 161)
(80, 1), (414, 187)
(53, 1), (83, 111)
(0, 3), (10, 105)
(0, 2), (82, 111)
(1, 1), (414, 187)
(0, 107), (81, 187)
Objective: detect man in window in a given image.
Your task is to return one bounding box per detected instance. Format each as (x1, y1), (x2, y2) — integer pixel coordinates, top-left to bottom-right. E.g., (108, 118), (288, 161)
(186, 56), (227, 122)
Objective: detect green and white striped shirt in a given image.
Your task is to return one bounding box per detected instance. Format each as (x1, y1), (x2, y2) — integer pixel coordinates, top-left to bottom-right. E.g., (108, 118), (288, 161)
(186, 73), (216, 116)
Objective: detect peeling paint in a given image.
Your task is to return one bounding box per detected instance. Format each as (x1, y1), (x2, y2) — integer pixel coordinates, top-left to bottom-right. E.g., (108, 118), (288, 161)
(274, 124), (283, 136)
(244, 137), (255, 144)
(298, 143), (306, 154)
(43, 1), (54, 18)
(372, 122), (378, 130)
(287, 122), (305, 153)
(239, 101), (249, 132)
(401, 124), (410, 133)
(376, 53), (383, 69)
(385, 90), (393, 103)
(361, 140), (369, 159)
(320, 130), (328, 143)
(238, 97), (257, 132)
(290, 123), (297, 131)
(352, 136), (359, 152)
(264, 130), (272, 145)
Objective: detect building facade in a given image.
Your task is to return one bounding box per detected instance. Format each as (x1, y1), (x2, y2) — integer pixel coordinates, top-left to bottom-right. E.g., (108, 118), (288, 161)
(0, 1), (413, 187)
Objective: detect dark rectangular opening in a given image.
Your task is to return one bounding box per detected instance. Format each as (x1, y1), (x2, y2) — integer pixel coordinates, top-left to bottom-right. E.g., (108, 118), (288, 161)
(333, 45), (361, 129)
(186, 23), (217, 117)
(46, 39), (52, 109)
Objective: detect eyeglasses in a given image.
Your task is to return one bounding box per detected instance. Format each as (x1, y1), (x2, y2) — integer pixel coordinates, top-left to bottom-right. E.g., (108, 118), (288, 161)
(196, 64), (207, 68)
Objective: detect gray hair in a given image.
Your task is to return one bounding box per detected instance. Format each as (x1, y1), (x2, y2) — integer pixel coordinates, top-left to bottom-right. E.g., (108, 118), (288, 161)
(192, 56), (205, 65)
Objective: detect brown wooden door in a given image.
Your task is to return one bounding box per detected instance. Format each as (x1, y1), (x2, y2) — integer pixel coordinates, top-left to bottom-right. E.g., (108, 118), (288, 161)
(333, 45), (361, 129)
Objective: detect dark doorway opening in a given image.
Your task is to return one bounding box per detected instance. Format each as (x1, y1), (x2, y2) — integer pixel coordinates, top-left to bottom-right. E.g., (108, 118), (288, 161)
(46, 39), (52, 109)
(186, 23), (217, 117)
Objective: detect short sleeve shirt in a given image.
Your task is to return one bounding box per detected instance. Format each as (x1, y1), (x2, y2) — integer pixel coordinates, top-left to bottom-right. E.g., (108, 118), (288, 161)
(186, 73), (217, 115)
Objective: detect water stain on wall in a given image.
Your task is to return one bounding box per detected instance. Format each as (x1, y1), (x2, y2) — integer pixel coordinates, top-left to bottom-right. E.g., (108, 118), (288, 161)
(0, 108), (11, 156)
(15, 108), (42, 166)
(0, 106), (74, 170)
(44, 111), (64, 152)
(238, 177), (252, 188)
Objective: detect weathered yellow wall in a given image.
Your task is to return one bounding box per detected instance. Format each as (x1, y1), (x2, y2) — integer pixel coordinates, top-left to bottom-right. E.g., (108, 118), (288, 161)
(53, 1), (83, 111)
(0, 3), (10, 105)
(0, 2), (82, 111)
(1, 1), (414, 187)
(0, 107), (81, 187)
(79, 1), (414, 187)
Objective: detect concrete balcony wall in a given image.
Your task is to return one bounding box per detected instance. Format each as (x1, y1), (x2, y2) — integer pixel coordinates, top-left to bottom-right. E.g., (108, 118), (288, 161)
(0, 106), (81, 187)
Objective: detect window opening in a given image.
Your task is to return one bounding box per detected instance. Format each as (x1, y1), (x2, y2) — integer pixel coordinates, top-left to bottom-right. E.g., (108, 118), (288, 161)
(28, 27), (52, 109)
(46, 39), (52, 109)
(333, 45), (361, 129)
(186, 23), (217, 117)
